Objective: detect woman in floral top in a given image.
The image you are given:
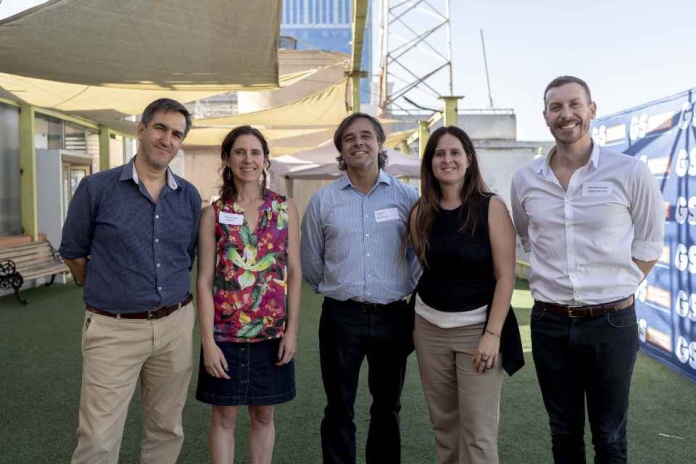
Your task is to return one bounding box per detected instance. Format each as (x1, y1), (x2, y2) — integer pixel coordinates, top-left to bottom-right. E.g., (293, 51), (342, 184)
(196, 126), (301, 463)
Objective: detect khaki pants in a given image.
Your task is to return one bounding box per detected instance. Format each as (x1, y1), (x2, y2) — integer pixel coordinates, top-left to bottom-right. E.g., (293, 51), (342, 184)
(71, 303), (195, 464)
(414, 315), (504, 464)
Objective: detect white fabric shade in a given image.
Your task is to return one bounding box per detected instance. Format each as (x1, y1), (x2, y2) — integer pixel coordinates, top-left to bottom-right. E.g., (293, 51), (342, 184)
(0, 0), (282, 90)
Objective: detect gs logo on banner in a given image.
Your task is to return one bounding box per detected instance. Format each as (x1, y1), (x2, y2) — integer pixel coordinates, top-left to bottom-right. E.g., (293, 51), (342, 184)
(674, 244), (696, 274)
(679, 101), (695, 130)
(675, 336), (696, 369)
(674, 196), (696, 224)
(675, 148), (696, 177)
(675, 290), (696, 321)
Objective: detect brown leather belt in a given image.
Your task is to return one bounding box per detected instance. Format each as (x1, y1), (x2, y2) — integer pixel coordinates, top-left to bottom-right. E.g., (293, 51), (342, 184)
(534, 295), (634, 319)
(87, 294), (193, 320)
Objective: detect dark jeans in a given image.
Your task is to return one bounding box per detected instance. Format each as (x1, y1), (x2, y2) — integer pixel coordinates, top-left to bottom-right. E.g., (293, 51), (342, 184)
(531, 303), (639, 464)
(319, 297), (413, 464)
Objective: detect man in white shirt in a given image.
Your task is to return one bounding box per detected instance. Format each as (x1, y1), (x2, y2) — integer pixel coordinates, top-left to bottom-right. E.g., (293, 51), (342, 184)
(511, 76), (665, 464)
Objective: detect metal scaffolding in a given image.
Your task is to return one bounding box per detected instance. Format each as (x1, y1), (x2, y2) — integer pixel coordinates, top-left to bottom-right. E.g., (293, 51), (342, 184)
(377, 0), (454, 118)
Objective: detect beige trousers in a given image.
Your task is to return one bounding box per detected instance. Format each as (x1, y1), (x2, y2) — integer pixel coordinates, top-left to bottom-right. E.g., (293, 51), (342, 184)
(71, 303), (195, 464)
(414, 314), (504, 464)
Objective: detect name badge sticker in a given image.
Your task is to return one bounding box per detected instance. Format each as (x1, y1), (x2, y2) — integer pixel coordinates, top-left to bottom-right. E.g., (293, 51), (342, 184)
(582, 182), (613, 197)
(219, 212), (244, 225)
(375, 208), (399, 223)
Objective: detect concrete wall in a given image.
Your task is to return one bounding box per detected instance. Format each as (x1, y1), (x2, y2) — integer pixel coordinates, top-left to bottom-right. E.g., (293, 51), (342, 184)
(476, 142), (540, 205)
(385, 111), (519, 143)
(183, 149), (220, 205)
(460, 113), (517, 141)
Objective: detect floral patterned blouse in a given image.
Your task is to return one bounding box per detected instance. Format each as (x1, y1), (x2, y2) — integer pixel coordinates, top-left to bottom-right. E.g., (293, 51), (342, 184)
(212, 191), (289, 342)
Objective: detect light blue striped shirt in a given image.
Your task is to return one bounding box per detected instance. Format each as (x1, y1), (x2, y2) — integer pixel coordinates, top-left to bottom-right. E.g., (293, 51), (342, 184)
(301, 171), (420, 304)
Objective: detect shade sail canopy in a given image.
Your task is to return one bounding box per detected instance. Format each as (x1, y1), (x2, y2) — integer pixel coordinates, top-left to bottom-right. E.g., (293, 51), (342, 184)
(183, 127), (333, 150)
(271, 145), (421, 179)
(0, 0), (282, 90)
(0, 68), (319, 131)
(385, 129), (417, 148)
(195, 79), (350, 128)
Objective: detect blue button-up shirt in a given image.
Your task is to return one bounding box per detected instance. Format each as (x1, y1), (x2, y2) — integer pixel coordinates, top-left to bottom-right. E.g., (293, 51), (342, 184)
(59, 158), (201, 313)
(301, 171), (420, 304)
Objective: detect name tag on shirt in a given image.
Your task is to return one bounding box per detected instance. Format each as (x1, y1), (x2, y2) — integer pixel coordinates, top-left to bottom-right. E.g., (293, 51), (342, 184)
(219, 212), (244, 225)
(582, 182), (613, 196)
(375, 208), (399, 223)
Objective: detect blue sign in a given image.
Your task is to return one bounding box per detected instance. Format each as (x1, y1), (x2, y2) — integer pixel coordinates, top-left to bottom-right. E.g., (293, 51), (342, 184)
(592, 89), (696, 382)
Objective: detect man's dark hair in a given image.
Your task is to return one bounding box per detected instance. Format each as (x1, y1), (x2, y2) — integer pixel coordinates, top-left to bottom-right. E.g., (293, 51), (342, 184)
(333, 112), (388, 171)
(141, 98), (192, 137)
(543, 76), (592, 107)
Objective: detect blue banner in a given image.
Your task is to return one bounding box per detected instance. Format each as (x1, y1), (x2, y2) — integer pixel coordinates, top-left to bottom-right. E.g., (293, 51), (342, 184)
(592, 89), (696, 382)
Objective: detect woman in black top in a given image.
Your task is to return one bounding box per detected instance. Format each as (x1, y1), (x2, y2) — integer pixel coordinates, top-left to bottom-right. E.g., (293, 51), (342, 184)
(408, 126), (522, 464)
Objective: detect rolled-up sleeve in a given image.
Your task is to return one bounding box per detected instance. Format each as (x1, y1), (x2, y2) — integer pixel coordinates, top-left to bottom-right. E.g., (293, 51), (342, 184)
(510, 173), (531, 253)
(630, 161), (665, 261)
(59, 177), (95, 259)
(300, 193), (325, 292)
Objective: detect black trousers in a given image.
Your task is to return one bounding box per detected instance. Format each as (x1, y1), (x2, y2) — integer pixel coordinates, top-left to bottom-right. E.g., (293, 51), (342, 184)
(531, 303), (639, 464)
(319, 297), (413, 464)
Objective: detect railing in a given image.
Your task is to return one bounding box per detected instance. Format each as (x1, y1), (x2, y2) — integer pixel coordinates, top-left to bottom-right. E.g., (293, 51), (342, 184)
(516, 260), (530, 279)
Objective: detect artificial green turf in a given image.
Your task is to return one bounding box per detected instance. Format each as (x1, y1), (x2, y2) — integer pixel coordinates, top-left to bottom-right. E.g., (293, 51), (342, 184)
(0, 280), (693, 463)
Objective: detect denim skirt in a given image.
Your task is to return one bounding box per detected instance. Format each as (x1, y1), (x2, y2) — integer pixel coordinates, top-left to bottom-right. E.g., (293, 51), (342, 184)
(196, 338), (296, 406)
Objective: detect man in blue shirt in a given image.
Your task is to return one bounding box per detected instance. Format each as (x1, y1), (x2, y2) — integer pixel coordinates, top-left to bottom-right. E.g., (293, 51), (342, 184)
(301, 113), (419, 464)
(60, 98), (201, 464)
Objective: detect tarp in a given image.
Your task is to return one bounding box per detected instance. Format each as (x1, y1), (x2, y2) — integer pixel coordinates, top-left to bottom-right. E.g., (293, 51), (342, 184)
(0, 0), (282, 90)
(271, 144), (421, 179)
(592, 88), (696, 382)
(183, 127), (332, 148)
(385, 129), (417, 148)
(0, 68), (319, 131)
(195, 79), (350, 128)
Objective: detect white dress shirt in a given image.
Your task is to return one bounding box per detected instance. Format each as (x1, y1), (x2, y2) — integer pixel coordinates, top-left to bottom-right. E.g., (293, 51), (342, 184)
(511, 143), (665, 305)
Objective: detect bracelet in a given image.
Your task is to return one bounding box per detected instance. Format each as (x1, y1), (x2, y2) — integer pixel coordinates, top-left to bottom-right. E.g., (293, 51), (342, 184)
(485, 328), (501, 338)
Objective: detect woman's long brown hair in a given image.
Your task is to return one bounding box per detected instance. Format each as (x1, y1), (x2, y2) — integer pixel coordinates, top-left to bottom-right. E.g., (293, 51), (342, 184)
(407, 126), (490, 269)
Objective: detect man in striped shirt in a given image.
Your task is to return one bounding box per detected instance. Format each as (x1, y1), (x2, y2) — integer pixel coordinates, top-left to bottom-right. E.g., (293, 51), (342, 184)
(301, 113), (420, 464)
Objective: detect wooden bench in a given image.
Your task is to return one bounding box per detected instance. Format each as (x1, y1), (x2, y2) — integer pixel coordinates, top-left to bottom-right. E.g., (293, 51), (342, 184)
(0, 241), (69, 305)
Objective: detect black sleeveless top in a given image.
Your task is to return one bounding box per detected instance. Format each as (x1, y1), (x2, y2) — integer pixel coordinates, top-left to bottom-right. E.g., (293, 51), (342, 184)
(416, 194), (495, 312)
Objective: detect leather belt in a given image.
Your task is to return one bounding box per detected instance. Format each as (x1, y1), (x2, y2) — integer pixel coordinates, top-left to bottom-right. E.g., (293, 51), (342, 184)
(326, 297), (407, 311)
(87, 294), (193, 320)
(534, 295), (634, 319)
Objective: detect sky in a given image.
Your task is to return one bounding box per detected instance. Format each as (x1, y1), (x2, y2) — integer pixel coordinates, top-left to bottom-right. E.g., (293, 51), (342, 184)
(446, 0), (696, 140)
(2, 0), (695, 141)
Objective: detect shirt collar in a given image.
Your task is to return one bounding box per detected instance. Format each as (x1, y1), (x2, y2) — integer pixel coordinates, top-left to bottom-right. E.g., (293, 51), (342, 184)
(339, 169), (391, 190)
(120, 156), (179, 190)
(538, 141), (600, 176)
